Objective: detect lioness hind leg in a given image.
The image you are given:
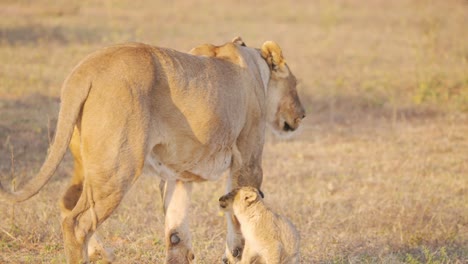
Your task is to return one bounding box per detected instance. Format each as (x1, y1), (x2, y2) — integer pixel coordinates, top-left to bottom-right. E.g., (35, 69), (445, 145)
(62, 168), (134, 264)
(60, 127), (85, 218)
(61, 180), (115, 263)
(87, 233), (115, 263)
(162, 180), (195, 264)
(60, 129), (115, 263)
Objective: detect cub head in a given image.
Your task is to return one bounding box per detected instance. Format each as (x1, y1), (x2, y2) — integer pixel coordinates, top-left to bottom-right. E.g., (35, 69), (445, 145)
(219, 186), (261, 211)
(189, 39), (243, 65)
(231, 36), (247, 47)
(188, 43), (217, 57)
(190, 36), (246, 57)
(261, 41), (306, 137)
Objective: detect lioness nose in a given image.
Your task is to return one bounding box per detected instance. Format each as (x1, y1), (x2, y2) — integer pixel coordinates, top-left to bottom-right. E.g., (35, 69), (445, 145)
(298, 106), (306, 120)
(294, 106), (305, 123)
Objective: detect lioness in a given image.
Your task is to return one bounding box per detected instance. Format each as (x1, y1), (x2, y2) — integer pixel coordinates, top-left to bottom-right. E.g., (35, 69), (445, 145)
(0, 37), (305, 263)
(219, 187), (300, 264)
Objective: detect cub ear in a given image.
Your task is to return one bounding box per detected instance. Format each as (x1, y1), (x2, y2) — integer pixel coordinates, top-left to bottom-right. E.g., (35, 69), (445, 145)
(232, 36), (247, 47)
(261, 41), (285, 71)
(242, 189), (258, 205)
(219, 195), (230, 210)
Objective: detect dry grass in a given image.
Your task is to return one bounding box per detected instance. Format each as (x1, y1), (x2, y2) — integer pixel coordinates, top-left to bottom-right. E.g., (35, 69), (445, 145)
(0, 0), (467, 263)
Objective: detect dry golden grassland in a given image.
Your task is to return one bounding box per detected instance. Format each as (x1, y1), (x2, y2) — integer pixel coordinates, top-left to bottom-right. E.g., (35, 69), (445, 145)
(0, 0), (467, 263)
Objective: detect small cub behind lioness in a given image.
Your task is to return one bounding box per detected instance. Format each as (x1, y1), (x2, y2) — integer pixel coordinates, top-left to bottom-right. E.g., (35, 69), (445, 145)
(219, 187), (300, 264)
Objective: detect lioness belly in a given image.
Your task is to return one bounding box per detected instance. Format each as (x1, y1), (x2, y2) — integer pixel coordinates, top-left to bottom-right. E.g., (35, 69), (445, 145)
(143, 146), (232, 182)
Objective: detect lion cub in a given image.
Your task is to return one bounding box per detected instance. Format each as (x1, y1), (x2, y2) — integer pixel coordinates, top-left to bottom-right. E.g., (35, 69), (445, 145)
(219, 187), (300, 264)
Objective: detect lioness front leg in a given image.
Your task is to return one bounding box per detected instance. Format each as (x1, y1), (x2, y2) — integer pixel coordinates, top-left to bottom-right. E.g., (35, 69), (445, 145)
(223, 158), (263, 263)
(162, 180), (195, 264)
(223, 212), (244, 263)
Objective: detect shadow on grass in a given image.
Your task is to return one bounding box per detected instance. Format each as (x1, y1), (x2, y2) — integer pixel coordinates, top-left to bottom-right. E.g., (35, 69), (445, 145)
(0, 24), (106, 45)
(0, 94), (68, 189)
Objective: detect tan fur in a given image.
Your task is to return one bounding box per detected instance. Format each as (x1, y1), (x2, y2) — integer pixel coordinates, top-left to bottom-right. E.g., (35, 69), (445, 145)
(191, 38), (305, 263)
(231, 36), (247, 46)
(219, 187), (300, 264)
(0, 37), (305, 264)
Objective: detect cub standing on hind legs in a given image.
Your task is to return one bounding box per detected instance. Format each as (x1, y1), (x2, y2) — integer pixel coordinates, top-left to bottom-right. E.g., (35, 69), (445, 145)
(219, 187), (300, 264)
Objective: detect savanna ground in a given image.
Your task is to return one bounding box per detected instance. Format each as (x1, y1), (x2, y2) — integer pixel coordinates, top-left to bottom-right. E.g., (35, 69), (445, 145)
(0, 0), (467, 263)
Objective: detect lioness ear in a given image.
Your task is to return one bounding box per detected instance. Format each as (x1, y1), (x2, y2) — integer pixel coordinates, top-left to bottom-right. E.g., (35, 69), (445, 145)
(261, 41), (285, 71)
(232, 36), (246, 47)
(242, 190), (258, 205)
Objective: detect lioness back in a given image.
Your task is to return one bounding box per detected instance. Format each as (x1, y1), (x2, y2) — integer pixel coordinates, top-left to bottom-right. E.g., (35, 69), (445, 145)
(67, 43), (254, 183)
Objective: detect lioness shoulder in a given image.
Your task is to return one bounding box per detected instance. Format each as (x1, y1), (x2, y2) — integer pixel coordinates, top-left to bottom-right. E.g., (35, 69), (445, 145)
(219, 187), (300, 264)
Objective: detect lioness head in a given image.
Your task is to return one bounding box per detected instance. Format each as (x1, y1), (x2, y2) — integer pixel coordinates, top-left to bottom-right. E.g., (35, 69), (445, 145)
(190, 37), (306, 136)
(219, 187), (261, 211)
(261, 41), (306, 136)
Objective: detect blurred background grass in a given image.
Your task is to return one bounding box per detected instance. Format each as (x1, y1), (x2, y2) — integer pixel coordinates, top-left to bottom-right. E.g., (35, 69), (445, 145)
(0, 0), (467, 263)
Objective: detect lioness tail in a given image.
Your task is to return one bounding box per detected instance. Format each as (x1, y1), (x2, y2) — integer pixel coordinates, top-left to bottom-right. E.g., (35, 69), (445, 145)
(0, 74), (91, 203)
